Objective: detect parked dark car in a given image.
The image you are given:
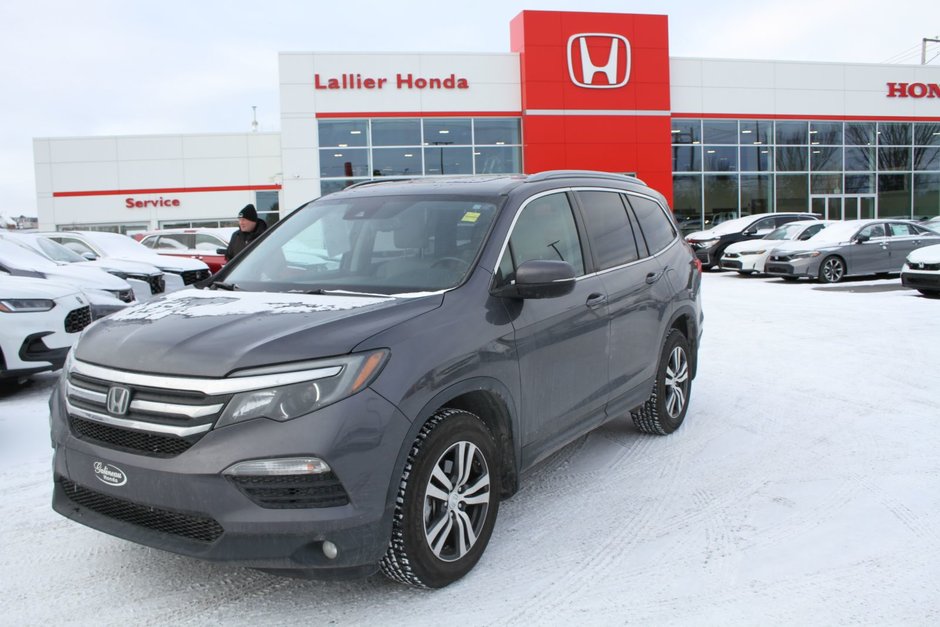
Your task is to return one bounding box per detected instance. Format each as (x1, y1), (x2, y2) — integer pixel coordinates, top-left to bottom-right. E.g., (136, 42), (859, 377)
(685, 212), (819, 270)
(765, 219), (940, 283)
(50, 171), (703, 588)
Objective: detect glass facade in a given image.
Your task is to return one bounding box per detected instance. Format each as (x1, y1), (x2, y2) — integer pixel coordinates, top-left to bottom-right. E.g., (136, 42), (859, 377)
(318, 117), (522, 196)
(672, 119), (940, 233)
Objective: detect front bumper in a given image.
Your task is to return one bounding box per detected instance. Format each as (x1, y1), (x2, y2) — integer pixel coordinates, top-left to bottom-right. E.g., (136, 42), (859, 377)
(765, 257), (818, 279)
(901, 270), (940, 292)
(51, 384), (411, 575)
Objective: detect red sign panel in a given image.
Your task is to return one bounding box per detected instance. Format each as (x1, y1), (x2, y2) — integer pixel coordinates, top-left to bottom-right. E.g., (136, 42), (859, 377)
(510, 11), (674, 204)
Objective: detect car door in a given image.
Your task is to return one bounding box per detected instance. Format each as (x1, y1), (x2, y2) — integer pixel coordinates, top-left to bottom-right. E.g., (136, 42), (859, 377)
(849, 222), (890, 275)
(497, 191), (610, 462)
(886, 222), (926, 269)
(573, 190), (665, 417)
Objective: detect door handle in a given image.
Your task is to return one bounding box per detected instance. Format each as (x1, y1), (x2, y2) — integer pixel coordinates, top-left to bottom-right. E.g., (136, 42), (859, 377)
(645, 271), (662, 284)
(585, 293), (607, 309)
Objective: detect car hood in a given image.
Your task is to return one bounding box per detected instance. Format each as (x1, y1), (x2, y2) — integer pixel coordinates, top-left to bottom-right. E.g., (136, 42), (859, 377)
(112, 253), (208, 273)
(0, 275), (83, 300)
(73, 288), (443, 377)
(76, 258), (162, 276)
(39, 265), (131, 291)
(771, 239), (847, 253)
(906, 243), (940, 264)
(723, 240), (776, 254)
(685, 229), (720, 241)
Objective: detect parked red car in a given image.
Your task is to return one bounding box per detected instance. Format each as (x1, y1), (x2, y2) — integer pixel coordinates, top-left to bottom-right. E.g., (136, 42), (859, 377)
(139, 228), (236, 273)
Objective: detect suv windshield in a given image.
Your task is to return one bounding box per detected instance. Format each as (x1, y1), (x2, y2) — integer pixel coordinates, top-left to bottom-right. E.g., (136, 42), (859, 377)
(223, 194), (498, 295)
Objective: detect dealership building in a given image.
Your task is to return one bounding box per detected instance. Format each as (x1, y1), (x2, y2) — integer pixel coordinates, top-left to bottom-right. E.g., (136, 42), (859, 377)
(34, 10), (940, 234)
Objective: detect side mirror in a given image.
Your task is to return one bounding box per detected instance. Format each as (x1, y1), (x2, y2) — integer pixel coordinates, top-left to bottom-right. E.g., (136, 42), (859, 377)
(856, 234), (870, 244)
(81, 251), (98, 260)
(216, 247), (227, 255)
(492, 260), (576, 299)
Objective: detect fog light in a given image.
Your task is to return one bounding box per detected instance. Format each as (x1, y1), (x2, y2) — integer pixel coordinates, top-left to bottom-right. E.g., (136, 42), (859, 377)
(222, 457), (331, 476)
(322, 541), (338, 560)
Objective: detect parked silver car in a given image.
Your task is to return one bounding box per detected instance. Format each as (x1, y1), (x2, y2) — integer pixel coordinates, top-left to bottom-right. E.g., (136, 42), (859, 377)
(765, 219), (940, 283)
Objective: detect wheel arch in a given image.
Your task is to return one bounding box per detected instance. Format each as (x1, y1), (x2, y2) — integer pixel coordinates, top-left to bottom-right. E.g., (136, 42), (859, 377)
(384, 377), (520, 523)
(665, 307), (700, 380)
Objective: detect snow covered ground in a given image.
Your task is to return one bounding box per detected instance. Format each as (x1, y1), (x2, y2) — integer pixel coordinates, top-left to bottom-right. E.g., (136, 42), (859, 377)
(2, 272), (939, 626)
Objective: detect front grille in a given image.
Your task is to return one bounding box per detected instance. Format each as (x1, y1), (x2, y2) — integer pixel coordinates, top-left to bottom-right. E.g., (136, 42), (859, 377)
(147, 275), (165, 294)
(58, 477), (223, 543)
(765, 264), (792, 274)
(179, 269), (211, 285)
(228, 473), (350, 509)
(720, 260), (742, 270)
(65, 306), (92, 333)
(70, 416), (193, 457)
(909, 262), (940, 271)
(65, 365), (226, 458)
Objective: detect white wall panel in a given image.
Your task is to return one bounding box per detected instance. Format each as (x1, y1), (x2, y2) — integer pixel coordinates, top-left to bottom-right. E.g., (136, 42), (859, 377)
(33, 139), (51, 164)
(669, 85), (704, 113)
(51, 161), (119, 190)
(700, 87), (776, 115)
(50, 138), (117, 162)
(669, 58), (704, 87)
(117, 160), (185, 188)
(247, 133), (280, 157)
(182, 135), (249, 159)
(247, 156), (283, 185)
(701, 60), (775, 89)
(34, 163), (52, 195)
(774, 62), (845, 90)
(183, 158), (250, 185)
(117, 136), (183, 161)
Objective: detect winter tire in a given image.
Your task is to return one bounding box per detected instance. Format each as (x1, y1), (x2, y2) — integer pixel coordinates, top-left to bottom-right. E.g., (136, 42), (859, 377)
(380, 409), (500, 588)
(819, 256), (846, 283)
(631, 329), (692, 435)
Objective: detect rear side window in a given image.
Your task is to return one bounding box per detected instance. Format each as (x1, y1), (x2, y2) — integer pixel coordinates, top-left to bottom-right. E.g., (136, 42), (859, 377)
(627, 196), (677, 255)
(888, 223), (917, 237)
(576, 191), (640, 269)
(498, 192), (585, 281)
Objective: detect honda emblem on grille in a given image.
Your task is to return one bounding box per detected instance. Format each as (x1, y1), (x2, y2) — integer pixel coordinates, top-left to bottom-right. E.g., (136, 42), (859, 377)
(567, 33), (631, 89)
(106, 385), (132, 415)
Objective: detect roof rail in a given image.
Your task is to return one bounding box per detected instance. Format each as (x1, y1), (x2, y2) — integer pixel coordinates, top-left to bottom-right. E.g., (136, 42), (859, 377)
(526, 170), (647, 185)
(343, 177), (415, 190)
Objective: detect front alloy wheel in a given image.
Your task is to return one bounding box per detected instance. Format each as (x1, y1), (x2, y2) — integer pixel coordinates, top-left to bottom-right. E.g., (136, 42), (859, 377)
(819, 256), (846, 283)
(381, 409), (499, 588)
(631, 329), (693, 435)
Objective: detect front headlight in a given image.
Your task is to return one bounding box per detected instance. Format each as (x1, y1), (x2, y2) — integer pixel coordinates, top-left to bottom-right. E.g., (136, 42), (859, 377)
(216, 349), (389, 428)
(791, 250), (822, 259)
(739, 249), (766, 256)
(0, 298), (56, 313)
(106, 269), (130, 279)
(694, 238), (720, 248)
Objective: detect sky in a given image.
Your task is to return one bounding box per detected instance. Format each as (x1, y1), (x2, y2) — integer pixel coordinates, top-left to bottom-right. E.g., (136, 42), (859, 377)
(3, 270), (939, 623)
(2, 0), (938, 217)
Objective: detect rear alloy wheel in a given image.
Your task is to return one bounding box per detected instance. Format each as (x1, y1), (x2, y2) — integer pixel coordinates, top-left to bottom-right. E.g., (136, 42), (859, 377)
(631, 329), (692, 435)
(380, 409), (499, 588)
(819, 256), (846, 283)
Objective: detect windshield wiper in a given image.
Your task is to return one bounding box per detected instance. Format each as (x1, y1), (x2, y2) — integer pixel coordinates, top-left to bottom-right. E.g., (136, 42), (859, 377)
(298, 288), (392, 298)
(209, 281), (238, 291)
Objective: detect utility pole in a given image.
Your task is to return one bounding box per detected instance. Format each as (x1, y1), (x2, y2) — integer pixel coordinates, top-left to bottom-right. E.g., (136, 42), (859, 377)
(923, 37), (940, 64)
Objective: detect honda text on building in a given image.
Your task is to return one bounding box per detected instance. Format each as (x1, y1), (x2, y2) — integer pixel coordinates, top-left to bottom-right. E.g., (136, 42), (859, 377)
(50, 171), (703, 588)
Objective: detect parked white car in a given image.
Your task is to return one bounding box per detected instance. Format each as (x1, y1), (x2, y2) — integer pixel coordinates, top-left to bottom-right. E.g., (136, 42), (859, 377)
(901, 243), (940, 297)
(719, 220), (833, 275)
(0, 239), (131, 319)
(0, 274), (92, 381)
(0, 232), (165, 302)
(41, 231), (210, 291)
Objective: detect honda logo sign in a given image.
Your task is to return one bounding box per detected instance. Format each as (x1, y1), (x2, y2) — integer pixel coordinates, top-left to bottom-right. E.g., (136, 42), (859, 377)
(106, 385), (131, 416)
(567, 33), (631, 89)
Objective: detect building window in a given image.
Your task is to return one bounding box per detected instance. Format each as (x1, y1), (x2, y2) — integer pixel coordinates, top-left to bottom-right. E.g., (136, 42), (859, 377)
(318, 117), (522, 196)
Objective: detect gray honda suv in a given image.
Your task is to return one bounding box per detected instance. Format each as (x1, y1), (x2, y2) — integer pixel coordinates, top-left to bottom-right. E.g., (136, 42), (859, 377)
(50, 171), (704, 588)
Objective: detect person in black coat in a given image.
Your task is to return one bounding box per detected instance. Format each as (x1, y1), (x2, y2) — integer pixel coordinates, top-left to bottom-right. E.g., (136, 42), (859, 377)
(225, 204), (268, 261)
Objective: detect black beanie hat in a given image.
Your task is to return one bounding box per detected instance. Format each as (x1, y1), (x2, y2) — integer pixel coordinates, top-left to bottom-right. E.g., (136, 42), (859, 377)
(238, 204), (258, 221)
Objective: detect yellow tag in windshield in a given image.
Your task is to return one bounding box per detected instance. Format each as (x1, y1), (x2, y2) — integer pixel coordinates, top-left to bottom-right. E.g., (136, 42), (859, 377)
(461, 211), (481, 223)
